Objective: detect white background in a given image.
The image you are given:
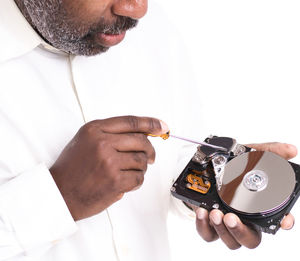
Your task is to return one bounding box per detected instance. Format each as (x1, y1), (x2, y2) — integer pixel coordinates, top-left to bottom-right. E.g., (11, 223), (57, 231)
(158, 1), (300, 260)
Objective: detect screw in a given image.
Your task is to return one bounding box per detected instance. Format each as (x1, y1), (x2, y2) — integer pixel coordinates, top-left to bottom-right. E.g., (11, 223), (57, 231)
(269, 225), (276, 230)
(212, 203), (219, 209)
(213, 156), (226, 165)
(235, 145), (246, 155)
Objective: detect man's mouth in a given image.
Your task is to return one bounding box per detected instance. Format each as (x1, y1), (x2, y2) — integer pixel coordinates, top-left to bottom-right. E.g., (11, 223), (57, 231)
(95, 31), (126, 47)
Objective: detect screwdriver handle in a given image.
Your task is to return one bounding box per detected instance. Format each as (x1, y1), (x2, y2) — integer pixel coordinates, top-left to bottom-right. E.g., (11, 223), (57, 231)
(147, 131), (170, 140)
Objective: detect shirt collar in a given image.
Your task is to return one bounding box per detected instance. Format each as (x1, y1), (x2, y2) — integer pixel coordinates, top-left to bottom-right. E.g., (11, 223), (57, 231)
(0, 0), (66, 64)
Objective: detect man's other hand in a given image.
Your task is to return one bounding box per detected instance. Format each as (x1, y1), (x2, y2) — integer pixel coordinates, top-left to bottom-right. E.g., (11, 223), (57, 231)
(50, 116), (169, 221)
(193, 142), (297, 249)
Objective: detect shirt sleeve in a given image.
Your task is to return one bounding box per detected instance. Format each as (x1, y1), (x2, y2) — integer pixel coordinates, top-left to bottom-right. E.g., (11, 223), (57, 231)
(0, 164), (77, 260)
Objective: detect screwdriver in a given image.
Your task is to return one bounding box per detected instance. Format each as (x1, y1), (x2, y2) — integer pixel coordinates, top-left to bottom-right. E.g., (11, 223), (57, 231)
(147, 131), (227, 151)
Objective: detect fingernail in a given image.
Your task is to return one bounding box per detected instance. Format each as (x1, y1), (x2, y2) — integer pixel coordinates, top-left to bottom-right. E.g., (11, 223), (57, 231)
(281, 217), (294, 230)
(211, 212), (222, 225)
(148, 158), (155, 164)
(196, 208), (207, 220)
(159, 120), (169, 134)
(225, 215), (237, 228)
(286, 143), (298, 154)
(285, 222), (294, 230)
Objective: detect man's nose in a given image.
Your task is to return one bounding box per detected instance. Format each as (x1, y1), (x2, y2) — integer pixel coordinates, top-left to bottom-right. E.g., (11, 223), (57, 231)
(112, 0), (148, 20)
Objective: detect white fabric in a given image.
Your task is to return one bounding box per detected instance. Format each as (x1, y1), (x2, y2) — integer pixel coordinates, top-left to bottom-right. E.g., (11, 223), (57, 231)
(0, 0), (200, 260)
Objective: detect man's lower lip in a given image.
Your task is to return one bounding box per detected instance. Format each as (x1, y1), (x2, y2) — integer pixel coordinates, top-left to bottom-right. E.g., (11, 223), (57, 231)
(96, 31), (126, 47)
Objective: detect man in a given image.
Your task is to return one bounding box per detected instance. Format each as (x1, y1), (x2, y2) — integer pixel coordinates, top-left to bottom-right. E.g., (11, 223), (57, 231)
(0, 0), (296, 260)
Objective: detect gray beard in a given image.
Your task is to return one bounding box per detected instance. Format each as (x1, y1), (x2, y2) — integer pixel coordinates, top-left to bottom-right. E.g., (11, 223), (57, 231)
(20, 0), (107, 56)
(18, 0), (137, 56)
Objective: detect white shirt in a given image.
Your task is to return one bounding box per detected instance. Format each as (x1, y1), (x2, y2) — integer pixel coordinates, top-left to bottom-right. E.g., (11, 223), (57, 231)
(0, 1), (201, 260)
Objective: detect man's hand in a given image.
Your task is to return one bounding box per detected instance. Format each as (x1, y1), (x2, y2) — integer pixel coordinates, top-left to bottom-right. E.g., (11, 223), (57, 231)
(193, 142), (297, 249)
(50, 116), (169, 221)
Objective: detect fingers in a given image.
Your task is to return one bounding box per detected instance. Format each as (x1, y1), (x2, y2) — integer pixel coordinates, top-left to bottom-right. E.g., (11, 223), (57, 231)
(210, 211), (261, 249)
(196, 209), (262, 249)
(95, 116), (169, 135)
(114, 151), (151, 193)
(119, 170), (145, 192)
(281, 213), (295, 230)
(111, 133), (156, 164)
(119, 152), (148, 171)
(195, 208), (218, 242)
(247, 142), (298, 160)
(223, 213), (261, 249)
(209, 210), (241, 249)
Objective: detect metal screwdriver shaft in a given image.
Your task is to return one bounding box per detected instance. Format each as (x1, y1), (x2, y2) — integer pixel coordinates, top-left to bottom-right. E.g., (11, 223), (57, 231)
(168, 134), (227, 151)
(147, 132), (227, 151)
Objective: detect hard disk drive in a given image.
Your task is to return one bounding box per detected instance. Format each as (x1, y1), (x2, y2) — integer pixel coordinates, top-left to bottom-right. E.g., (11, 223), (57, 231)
(171, 136), (300, 234)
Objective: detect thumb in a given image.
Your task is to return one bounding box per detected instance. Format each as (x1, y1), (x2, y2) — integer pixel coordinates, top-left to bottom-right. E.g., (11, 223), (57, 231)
(246, 142), (297, 160)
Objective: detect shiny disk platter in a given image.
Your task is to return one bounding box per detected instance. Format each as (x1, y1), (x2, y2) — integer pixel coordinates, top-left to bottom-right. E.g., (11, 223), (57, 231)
(218, 151), (296, 215)
(171, 136), (300, 234)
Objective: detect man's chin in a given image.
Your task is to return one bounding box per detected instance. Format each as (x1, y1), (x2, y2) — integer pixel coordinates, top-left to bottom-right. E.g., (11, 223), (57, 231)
(78, 46), (110, 57)
(49, 36), (114, 56)
(62, 43), (110, 56)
